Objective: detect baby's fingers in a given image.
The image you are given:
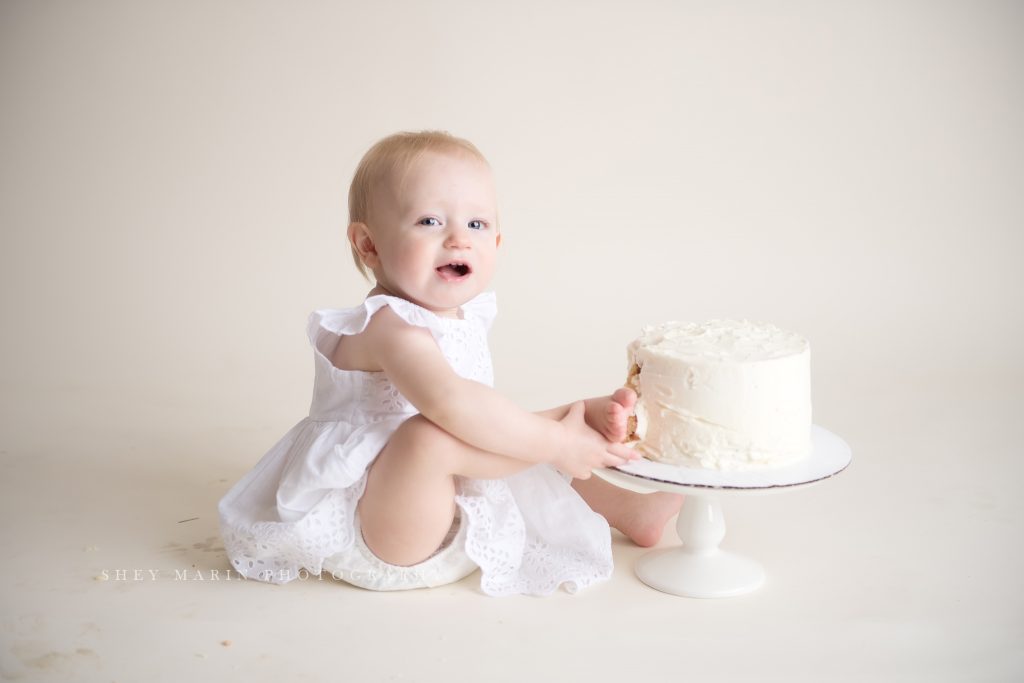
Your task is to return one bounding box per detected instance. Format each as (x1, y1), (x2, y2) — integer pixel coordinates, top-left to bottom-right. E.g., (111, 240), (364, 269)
(609, 442), (641, 461)
(600, 451), (632, 469)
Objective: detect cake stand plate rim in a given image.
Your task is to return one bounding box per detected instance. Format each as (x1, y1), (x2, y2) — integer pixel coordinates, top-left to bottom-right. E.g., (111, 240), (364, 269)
(604, 424), (851, 494)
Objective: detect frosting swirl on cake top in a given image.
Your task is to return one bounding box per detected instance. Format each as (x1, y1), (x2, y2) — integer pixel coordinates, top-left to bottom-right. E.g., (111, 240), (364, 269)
(630, 319), (808, 363)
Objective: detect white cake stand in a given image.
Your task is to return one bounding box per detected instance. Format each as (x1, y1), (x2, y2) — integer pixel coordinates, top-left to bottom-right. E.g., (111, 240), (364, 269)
(598, 425), (852, 599)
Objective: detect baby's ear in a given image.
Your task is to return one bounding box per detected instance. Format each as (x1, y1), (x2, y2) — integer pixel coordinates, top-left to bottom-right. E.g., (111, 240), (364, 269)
(348, 222), (380, 268)
(495, 231), (502, 248)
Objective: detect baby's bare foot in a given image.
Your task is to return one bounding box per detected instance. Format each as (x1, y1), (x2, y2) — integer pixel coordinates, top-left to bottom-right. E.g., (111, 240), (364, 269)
(586, 388), (637, 443)
(615, 491), (684, 548)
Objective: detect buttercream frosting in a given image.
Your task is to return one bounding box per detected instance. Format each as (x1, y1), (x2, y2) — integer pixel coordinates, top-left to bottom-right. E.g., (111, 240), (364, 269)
(626, 320), (812, 470)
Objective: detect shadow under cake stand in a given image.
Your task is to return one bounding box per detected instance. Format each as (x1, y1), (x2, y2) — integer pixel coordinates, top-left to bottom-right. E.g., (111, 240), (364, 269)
(597, 425), (852, 598)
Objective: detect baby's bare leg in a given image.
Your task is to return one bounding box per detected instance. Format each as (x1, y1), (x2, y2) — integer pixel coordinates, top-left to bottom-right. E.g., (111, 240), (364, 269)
(358, 415), (535, 567)
(543, 388), (683, 546)
(572, 475), (683, 547)
(360, 389), (676, 565)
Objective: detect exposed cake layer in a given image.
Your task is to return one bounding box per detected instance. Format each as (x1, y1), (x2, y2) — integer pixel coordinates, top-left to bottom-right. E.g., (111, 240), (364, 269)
(626, 320), (812, 470)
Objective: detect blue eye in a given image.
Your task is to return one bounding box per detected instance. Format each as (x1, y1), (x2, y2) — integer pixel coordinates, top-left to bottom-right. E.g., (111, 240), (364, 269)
(418, 217), (441, 227)
(468, 220), (486, 230)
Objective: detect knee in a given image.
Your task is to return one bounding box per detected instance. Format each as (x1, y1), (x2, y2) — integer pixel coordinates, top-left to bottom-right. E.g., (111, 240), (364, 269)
(394, 414), (446, 443)
(388, 415), (458, 470)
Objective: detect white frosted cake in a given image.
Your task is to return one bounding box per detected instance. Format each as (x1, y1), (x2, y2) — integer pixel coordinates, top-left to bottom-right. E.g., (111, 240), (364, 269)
(626, 319), (812, 470)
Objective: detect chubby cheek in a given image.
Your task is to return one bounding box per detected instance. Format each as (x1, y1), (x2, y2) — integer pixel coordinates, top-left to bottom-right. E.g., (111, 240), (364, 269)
(395, 245), (436, 282)
(477, 250), (499, 278)
(473, 231), (500, 259)
(392, 256), (422, 284)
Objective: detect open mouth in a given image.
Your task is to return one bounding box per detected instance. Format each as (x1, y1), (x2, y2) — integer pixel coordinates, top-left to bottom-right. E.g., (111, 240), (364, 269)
(436, 262), (472, 281)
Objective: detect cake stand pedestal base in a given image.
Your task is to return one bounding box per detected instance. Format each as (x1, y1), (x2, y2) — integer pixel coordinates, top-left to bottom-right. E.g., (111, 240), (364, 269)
(635, 495), (764, 598)
(598, 425), (852, 599)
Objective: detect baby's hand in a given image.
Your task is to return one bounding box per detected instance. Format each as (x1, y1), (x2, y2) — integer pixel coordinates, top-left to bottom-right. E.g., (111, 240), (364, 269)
(554, 401), (640, 479)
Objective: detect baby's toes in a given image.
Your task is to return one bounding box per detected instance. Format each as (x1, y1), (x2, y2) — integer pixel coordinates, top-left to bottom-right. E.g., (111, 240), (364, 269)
(605, 401), (629, 442)
(612, 387), (637, 411)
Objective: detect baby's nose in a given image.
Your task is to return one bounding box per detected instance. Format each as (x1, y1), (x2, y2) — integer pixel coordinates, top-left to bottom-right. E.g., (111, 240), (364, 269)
(444, 227), (472, 248)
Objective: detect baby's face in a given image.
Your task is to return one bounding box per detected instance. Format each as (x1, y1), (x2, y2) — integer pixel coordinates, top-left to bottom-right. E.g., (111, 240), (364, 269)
(366, 151), (500, 316)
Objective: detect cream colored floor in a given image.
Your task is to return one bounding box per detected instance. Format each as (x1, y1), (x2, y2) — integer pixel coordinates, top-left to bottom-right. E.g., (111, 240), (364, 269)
(2, 1), (1021, 680)
(1, 376), (1022, 682)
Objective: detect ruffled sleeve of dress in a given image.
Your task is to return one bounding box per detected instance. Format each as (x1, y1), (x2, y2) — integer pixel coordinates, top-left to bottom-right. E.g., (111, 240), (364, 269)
(459, 291), (497, 331)
(308, 293), (449, 346)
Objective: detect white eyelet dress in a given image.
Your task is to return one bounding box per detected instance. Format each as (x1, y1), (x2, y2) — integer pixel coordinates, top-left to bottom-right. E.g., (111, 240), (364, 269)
(217, 291), (614, 596)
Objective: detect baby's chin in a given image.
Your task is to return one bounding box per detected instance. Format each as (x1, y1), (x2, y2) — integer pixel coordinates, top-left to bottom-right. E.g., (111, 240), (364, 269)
(378, 272), (491, 315)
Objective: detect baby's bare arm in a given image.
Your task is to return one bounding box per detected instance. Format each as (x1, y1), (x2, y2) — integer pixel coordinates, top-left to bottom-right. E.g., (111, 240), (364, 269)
(362, 308), (632, 473)
(363, 307), (558, 462)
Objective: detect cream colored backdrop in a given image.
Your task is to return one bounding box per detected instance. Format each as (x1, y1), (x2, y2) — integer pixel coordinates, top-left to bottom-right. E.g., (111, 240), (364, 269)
(1, 1), (1020, 454)
(2, 2), (1024, 679)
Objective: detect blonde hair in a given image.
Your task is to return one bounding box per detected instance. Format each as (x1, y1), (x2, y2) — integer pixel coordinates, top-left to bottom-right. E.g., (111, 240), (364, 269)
(347, 130), (490, 279)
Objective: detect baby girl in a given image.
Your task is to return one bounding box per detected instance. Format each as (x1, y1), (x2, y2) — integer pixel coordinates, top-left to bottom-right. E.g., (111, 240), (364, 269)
(218, 131), (681, 596)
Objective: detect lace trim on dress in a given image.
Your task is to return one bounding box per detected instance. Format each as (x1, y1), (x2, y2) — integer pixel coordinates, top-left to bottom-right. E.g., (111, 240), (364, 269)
(456, 477), (613, 596)
(221, 477), (365, 584)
